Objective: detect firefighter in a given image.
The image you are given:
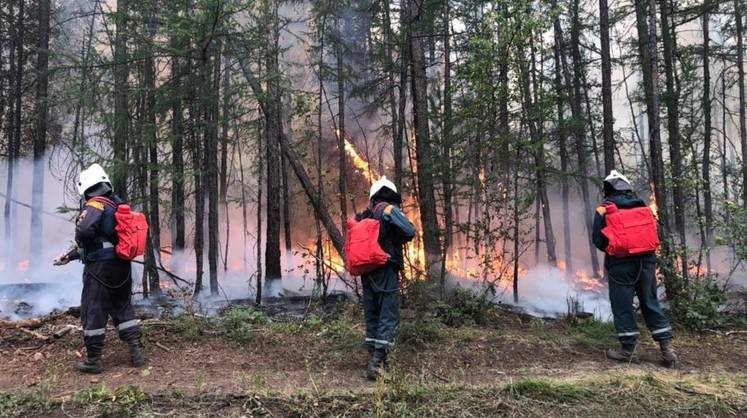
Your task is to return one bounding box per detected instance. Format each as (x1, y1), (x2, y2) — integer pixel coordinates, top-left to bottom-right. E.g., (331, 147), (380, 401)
(356, 176), (416, 380)
(592, 170), (677, 367)
(53, 164), (145, 374)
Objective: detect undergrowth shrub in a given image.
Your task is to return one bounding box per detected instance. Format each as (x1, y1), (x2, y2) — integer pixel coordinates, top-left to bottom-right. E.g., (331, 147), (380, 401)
(670, 273), (727, 330)
(218, 306), (267, 342)
(433, 286), (494, 327)
(398, 315), (443, 347)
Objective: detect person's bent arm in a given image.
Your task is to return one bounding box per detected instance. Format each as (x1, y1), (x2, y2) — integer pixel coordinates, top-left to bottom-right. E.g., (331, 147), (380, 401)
(591, 207), (608, 252)
(383, 206), (416, 241)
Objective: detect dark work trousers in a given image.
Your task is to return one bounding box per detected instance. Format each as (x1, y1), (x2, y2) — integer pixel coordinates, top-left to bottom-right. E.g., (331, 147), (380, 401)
(362, 264), (401, 353)
(80, 259), (141, 357)
(607, 258), (674, 346)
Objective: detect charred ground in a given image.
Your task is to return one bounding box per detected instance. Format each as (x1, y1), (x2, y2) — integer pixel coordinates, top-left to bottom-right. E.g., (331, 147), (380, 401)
(1, 296), (746, 417)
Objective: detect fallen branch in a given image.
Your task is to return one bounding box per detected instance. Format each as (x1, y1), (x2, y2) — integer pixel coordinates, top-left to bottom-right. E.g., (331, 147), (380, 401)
(53, 324), (80, 339)
(155, 342), (172, 352)
(0, 319), (43, 330)
(18, 328), (51, 342)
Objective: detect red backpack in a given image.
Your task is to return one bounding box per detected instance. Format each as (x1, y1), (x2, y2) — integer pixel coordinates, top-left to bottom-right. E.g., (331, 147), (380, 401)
(601, 203), (660, 257)
(345, 203), (390, 276)
(91, 197), (149, 261)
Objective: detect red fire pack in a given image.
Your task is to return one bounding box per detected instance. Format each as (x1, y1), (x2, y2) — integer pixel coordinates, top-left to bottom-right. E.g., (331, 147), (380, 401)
(345, 204), (390, 276)
(91, 197), (149, 261)
(601, 203), (660, 257)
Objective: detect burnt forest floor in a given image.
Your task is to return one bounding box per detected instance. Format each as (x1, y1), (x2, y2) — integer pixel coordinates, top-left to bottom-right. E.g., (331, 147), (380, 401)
(1, 293), (747, 417)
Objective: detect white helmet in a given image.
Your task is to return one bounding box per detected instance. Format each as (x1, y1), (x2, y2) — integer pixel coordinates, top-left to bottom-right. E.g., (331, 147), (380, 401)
(603, 170), (632, 193)
(77, 163), (112, 196)
(369, 176), (397, 199)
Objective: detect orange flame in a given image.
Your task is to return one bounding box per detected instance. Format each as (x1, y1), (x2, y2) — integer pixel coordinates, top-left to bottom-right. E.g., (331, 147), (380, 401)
(649, 182), (659, 221)
(343, 136), (378, 185)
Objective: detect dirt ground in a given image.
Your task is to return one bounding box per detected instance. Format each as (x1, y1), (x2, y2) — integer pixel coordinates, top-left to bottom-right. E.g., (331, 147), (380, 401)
(1, 307), (746, 416)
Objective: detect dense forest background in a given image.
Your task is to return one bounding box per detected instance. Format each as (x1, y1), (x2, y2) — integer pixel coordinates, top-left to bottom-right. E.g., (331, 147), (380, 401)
(0, 0), (745, 323)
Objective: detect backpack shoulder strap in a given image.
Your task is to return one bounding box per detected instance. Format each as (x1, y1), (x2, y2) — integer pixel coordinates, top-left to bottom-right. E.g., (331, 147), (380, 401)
(89, 196), (117, 209)
(372, 202), (392, 219)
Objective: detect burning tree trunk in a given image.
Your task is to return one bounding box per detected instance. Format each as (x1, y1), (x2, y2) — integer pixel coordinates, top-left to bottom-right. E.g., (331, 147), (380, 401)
(30, 0), (51, 262)
(408, 0), (442, 284)
(233, 42), (345, 258)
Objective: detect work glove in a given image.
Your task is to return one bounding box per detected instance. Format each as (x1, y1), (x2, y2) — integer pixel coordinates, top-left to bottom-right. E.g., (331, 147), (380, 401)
(53, 253), (70, 266)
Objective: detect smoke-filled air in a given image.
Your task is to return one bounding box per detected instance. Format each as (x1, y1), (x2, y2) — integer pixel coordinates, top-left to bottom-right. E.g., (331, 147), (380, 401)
(1, 0), (747, 415)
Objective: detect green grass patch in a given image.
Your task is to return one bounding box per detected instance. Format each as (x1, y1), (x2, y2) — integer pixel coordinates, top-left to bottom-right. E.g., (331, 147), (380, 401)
(504, 378), (590, 403)
(566, 318), (617, 349)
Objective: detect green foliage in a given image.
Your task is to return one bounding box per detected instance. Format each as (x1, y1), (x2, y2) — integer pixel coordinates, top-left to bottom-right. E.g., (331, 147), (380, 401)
(398, 315), (443, 347)
(73, 384), (146, 416)
(319, 312), (362, 353)
(433, 286), (495, 327)
(217, 306), (267, 342)
(503, 378), (589, 402)
(170, 313), (213, 339)
(670, 274), (727, 330)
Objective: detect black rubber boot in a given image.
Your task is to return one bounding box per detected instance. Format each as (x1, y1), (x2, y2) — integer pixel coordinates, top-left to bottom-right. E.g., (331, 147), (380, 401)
(75, 355), (103, 374)
(366, 350), (386, 381)
(605, 344), (640, 364)
(128, 338), (146, 367)
(659, 339), (677, 368)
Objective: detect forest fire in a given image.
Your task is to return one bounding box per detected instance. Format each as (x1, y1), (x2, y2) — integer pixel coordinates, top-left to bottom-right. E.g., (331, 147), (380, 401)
(649, 182), (659, 221)
(343, 137), (378, 184)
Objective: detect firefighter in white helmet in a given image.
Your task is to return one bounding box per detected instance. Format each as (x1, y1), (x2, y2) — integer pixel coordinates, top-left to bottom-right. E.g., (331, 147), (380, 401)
(593, 170), (677, 367)
(53, 163), (145, 374)
(355, 176), (415, 380)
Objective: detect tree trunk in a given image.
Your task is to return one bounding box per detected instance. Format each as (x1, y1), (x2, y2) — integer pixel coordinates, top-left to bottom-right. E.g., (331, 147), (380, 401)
(441, 1), (454, 253)
(30, 0), (50, 263)
(220, 58), (231, 203)
(599, 0), (614, 173)
(206, 37), (221, 296)
(660, 0), (687, 279)
(702, 10), (713, 271)
(408, 0), (442, 283)
(145, 4), (160, 296)
(170, 9), (186, 253)
(336, 17), (348, 236)
(395, 0), (409, 190)
(264, 0), (283, 289)
(736, 0), (747, 210)
(567, 0), (600, 276)
(636, 0), (676, 296)
(553, 2), (573, 273)
(113, 0), (130, 198)
(4, 0), (23, 267)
